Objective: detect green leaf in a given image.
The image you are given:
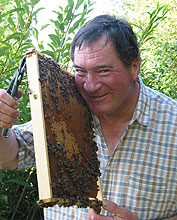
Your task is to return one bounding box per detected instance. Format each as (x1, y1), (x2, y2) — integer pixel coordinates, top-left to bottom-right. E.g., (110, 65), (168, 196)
(41, 50), (56, 59)
(59, 23), (64, 32)
(7, 16), (15, 28)
(75, 0), (84, 10)
(0, 46), (9, 57)
(2, 8), (24, 18)
(19, 44), (34, 52)
(33, 27), (39, 40)
(49, 19), (55, 25)
(0, 194), (8, 204)
(30, 0), (40, 5)
(68, 18), (81, 34)
(5, 32), (22, 41)
(47, 43), (56, 52)
(38, 41), (44, 50)
(15, 0), (21, 8)
(0, 173), (5, 182)
(40, 24), (50, 31)
(18, 14), (25, 29)
(23, 3), (30, 15)
(67, 0), (74, 9)
(57, 13), (63, 23)
(32, 7), (45, 17)
(57, 6), (64, 13)
(6, 179), (35, 190)
(65, 6), (73, 21)
(132, 23), (144, 32)
(48, 34), (60, 47)
(144, 36), (155, 44)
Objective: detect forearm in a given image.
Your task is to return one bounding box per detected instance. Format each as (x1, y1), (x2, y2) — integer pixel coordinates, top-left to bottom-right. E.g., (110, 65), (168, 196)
(0, 128), (19, 170)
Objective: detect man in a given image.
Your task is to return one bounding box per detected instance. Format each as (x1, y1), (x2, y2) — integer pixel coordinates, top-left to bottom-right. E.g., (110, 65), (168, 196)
(0, 15), (177, 220)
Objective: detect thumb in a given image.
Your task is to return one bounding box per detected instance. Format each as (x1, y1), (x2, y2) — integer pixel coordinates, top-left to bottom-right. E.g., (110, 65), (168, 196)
(103, 199), (138, 220)
(16, 89), (23, 99)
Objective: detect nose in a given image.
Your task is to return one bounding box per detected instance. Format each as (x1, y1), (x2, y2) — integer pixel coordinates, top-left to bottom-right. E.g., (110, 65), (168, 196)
(83, 73), (102, 93)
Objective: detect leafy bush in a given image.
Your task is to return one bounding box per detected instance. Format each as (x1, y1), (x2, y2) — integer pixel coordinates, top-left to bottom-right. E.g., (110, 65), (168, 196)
(0, 0), (94, 219)
(136, 3), (177, 99)
(111, 0), (177, 99)
(0, 168), (43, 220)
(0, 0), (43, 123)
(37, 0), (94, 69)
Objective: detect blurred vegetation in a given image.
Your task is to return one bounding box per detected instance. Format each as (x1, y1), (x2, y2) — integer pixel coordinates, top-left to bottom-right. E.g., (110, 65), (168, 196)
(0, 168), (43, 220)
(0, 0), (41, 124)
(109, 0), (177, 99)
(0, 0), (176, 219)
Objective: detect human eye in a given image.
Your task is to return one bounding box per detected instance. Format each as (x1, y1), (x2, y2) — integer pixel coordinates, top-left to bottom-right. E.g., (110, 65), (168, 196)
(75, 69), (87, 77)
(99, 69), (110, 76)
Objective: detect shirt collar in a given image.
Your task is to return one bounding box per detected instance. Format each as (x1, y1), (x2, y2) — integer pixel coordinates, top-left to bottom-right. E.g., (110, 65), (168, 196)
(129, 77), (150, 126)
(92, 114), (103, 137)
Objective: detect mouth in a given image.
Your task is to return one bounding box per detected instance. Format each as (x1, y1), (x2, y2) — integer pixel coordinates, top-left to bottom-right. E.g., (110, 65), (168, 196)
(87, 94), (107, 101)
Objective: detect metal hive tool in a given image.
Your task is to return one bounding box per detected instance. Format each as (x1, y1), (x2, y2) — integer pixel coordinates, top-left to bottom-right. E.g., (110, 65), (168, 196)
(26, 49), (103, 209)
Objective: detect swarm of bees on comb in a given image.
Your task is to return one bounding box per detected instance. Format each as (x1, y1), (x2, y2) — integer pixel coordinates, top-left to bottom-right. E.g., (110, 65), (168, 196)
(27, 51), (102, 209)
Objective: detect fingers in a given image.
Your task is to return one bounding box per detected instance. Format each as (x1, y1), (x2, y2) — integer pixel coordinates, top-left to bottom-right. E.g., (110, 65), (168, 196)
(103, 199), (127, 218)
(94, 206), (101, 214)
(0, 89), (19, 107)
(103, 200), (139, 220)
(0, 89), (20, 129)
(87, 200), (139, 220)
(87, 209), (114, 220)
(87, 208), (125, 220)
(16, 89), (23, 99)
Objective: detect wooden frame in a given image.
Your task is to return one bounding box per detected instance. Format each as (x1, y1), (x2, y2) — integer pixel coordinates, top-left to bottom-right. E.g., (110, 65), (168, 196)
(26, 49), (102, 208)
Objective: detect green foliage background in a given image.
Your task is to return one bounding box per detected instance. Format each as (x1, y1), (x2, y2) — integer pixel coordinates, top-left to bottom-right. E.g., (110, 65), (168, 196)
(109, 0), (177, 99)
(0, 0), (176, 219)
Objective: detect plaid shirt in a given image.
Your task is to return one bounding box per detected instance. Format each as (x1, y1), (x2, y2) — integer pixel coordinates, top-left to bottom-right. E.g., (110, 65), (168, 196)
(14, 78), (177, 220)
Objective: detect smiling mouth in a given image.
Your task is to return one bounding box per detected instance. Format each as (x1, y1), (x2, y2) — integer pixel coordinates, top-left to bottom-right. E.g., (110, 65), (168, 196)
(89, 94), (107, 99)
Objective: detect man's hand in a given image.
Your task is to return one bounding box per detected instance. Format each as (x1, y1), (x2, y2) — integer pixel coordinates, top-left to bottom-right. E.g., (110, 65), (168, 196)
(0, 89), (22, 170)
(0, 89), (22, 129)
(87, 199), (139, 220)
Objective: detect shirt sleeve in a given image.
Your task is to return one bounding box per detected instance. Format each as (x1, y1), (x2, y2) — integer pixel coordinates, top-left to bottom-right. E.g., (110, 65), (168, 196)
(13, 121), (36, 169)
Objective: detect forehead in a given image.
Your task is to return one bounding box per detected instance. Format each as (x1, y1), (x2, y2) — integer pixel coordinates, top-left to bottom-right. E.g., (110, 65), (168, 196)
(76, 35), (108, 49)
(74, 36), (117, 62)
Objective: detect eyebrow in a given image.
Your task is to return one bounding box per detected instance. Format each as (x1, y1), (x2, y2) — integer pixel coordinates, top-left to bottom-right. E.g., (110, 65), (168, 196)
(73, 64), (113, 69)
(73, 64), (82, 68)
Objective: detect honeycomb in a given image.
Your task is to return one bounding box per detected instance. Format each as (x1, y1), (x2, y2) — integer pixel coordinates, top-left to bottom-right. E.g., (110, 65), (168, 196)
(36, 54), (102, 209)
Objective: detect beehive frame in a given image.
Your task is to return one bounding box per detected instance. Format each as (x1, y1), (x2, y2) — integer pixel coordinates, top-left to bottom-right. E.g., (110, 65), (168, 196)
(26, 49), (102, 208)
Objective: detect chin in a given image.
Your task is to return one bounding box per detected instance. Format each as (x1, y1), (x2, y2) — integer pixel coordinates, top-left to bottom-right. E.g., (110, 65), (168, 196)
(86, 99), (113, 115)
(89, 106), (109, 116)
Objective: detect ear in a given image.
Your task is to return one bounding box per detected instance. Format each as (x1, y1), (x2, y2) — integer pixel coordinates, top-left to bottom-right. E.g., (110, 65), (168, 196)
(131, 56), (141, 81)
